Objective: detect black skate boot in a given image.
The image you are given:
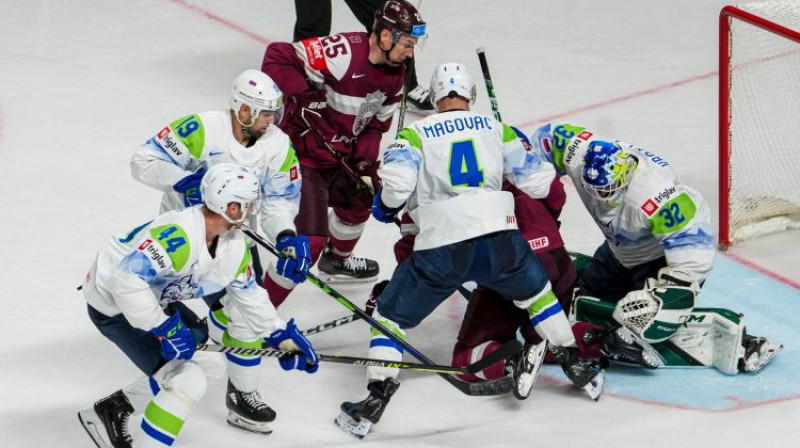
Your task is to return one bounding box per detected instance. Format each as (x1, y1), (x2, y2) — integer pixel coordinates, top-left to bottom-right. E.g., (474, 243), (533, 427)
(335, 378), (401, 439)
(587, 327), (664, 369)
(78, 390), (133, 448)
(318, 249), (379, 284)
(549, 345), (605, 401)
(225, 380), (276, 435)
(738, 333), (783, 373)
(406, 85), (434, 113)
(506, 340), (548, 401)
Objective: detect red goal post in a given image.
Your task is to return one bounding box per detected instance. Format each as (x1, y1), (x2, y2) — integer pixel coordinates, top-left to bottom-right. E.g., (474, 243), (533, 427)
(719, 2), (800, 250)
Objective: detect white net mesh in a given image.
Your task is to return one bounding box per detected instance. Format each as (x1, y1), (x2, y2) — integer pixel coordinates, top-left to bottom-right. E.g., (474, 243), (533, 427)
(726, 1), (800, 243)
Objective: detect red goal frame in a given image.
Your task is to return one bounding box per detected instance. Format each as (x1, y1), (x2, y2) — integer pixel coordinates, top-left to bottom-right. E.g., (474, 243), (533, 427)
(719, 5), (800, 250)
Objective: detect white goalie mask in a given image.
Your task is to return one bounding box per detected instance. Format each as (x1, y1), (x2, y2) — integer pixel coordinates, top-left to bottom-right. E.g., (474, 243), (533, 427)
(429, 62), (477, 111)
(201, 163), (261, 225)
(230, 69), (284, 127)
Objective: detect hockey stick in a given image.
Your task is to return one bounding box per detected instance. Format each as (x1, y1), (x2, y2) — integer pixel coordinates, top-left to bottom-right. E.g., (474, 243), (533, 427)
(198, 338), (520, 375)
(300, 108), (376, 201)
(242, 226), (516, 396)
(301, 313), (360, 337)
(476, 47), (502, 122)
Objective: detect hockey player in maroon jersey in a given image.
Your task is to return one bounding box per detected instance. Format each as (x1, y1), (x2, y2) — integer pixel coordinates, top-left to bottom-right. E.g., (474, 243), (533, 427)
(261, 0), (426, 306)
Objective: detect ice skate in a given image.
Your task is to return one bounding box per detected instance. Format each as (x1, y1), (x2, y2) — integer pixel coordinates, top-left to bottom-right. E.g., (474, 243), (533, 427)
(549, 345), (605, 401)
(738, 334), (783, 373)
(592, 327), (665, 369)
(78, 390), (133, 448)
(335, 378), (400, 439)
(225, 380), (276, 435)
(507, 339), (547, 400)
(318, 250), (379, 284)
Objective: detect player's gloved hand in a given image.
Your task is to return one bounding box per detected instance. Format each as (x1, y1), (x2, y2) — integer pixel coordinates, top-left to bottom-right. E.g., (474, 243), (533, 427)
(351, 158), (381, 207)
(275, 232), (310, 284)
(655, 267), (699, 293)
(365, 279), (389, 317)
(290, 89), (327, 133)
(151, 313), (196, 361)
(371, 188), (404, 224)
(173, 168), (207, 207)
(264, 319), (319, 374)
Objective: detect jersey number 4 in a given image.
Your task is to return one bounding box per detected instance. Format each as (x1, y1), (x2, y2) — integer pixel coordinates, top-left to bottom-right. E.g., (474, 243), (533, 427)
(449, 140), (484, 187)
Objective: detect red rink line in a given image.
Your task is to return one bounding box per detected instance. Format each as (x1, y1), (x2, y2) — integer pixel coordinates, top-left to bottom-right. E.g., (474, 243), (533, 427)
(167, 0), (272, 46)
(724, 252), (800, 291)
(516, 69), (719, 128)
(167, 0), (798, 290)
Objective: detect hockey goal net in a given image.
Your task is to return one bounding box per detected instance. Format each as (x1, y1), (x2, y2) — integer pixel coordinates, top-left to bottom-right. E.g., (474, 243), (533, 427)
(719, 1), (800, 250)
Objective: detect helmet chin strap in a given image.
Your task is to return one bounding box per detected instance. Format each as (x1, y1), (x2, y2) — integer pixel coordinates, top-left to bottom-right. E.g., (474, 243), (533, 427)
(234, 107), (258, 130)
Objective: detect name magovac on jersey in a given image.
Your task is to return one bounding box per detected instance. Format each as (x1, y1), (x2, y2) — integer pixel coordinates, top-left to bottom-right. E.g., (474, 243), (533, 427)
(421, 116), (492, 139)
(138, 239), (169, 271)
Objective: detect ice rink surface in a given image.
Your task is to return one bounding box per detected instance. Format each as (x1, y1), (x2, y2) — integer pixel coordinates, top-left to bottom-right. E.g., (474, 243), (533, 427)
(1, 1), (799, 447)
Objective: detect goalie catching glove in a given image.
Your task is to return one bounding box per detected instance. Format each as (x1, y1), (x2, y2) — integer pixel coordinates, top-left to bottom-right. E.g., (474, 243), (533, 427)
(612, 269), (697, 344)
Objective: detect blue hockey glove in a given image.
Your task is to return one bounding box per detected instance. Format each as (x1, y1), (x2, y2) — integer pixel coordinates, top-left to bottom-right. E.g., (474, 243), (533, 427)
(173, 168), (207, 207)
(265, 319), (319, 374)
(151, 313), (196, 361)
(275, 232), (310, 284)
(371, 188), (403, 224)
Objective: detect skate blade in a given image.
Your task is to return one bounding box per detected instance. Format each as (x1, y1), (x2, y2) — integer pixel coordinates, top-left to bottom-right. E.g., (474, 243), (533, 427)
(78, 409), (111, 448)
(744, 343), (783, 373)
(582, 370), (605, 401)
(618, 327), (665, 368)
(335, 411), (371, 439)
(513, 340), (548, 400)
(226, 412), (273, 435)
(316, 272), (379, 284)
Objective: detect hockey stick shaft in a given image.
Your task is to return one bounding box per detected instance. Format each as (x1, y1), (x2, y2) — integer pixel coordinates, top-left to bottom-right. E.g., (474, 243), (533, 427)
(476, 47), (502, 122)
(197, 339), (519, 375)
(301, 313), (360, 337)
(300, 108), (375, 199)
(242, 227), (514, 395)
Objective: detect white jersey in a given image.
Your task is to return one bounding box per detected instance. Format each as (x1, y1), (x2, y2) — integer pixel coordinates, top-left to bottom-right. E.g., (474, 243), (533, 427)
(130, 110), (301, 242)
(380, 110), (555, 250)
(535, 123), (715, 283)
(83, 207), (283, 334)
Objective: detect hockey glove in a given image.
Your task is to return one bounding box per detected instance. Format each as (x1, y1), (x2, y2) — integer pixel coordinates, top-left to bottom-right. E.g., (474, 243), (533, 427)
(151, 313), (196, 361)
(265, 319), (319, 374)
(275, 232), (310, 284)
(289, 89), (327, 135)
(371, 188), (404, 224)
(173, 168), (207, 207)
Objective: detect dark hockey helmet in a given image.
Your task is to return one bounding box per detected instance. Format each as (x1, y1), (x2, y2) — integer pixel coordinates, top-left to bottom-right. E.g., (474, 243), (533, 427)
(373, 0), (427, 40)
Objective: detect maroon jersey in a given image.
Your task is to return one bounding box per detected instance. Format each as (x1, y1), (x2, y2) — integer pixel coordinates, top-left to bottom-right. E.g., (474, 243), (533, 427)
(262, 32), (405, 168)
(505, 176), (566, 254)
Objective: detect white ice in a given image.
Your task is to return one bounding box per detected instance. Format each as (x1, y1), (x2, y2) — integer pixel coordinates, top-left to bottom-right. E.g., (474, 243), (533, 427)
(1, 1), (799, 447)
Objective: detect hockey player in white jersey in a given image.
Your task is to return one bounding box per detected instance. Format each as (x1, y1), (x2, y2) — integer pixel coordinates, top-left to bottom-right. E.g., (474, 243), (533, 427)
(78, 164), (318, 448)
(531, 123), (781, 374)
(130, 69), (310, 303)
(335, 63), (604, 439)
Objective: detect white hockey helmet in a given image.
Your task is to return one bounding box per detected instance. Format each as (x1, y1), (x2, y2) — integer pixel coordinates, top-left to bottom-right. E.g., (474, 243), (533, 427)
(429, 62), (477, 111)
(201, 163), (261, 224)
(230, 69), (284, 126)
